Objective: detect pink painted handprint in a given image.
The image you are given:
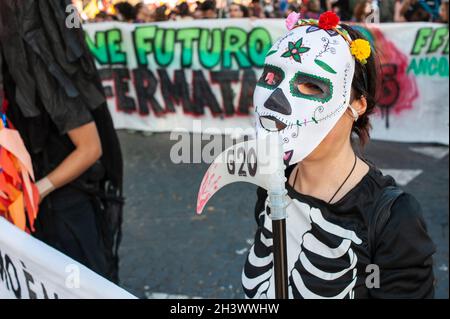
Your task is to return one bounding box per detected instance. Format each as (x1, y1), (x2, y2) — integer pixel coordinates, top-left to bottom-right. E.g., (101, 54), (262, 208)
(196, 164), (222, 214)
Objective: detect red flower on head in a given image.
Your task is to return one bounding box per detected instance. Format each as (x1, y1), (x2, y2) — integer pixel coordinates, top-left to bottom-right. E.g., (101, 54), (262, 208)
(318, 11), (340, 30)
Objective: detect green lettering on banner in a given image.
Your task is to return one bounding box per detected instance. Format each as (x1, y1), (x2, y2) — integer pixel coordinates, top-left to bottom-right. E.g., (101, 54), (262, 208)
(247, 27), (272, 67)
(408, 26), (449, 77)
(411, 26), (449, 56)
(134, 25), (157, 66)
(177, 28), (200, 68)
(444, 36), (449, 55)
(223, 27), (251, 69)
(408, 58), (424, 75)
(428, 27), (449, 54)
(439, 56), (449, 76)
(85, 31), (109, 65)
(154, 28), (176, 67)
(198, 29), (222, 69)
(407, 56), (449, 77)
(429, 57), (439, 76)
(107, 25), (273, 69)
(107, 29), (127, 65)
(411, 27), (433, 55)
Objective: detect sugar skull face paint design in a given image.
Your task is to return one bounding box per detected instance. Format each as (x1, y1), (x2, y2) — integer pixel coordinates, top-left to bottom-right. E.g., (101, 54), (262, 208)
(254, 25), (356, 166)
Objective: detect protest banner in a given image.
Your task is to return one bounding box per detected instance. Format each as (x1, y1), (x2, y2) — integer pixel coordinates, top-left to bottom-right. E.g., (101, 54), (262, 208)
(0, 218), (136, 299)
(84, 20), (449, 144)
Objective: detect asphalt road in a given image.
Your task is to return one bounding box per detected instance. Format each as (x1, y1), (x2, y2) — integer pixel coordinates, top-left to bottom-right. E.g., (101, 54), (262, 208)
(117, 131), (449, 299)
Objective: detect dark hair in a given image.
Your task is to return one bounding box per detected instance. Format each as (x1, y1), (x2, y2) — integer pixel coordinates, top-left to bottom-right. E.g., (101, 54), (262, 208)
(154, 5), (168, 21)
(95, 11), (118, 21)
(178, 2), (191, 17)
(231, 2), (250, 17)
(288, 4), (299, 12)
(340, 24), (380, 147)
(241, 4), (250, 17)
(201, 0), (216, 11)
(114, 2), (137, 21)
(135, 2), (144, 11)
(95, 11), (109, 19)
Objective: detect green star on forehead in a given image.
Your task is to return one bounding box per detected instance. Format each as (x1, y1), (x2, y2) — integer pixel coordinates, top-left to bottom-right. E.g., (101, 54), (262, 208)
(281, 38), (310, 63)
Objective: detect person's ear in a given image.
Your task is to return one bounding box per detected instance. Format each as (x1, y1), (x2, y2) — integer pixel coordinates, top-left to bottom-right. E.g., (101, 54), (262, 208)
(350, 95), (367, 117)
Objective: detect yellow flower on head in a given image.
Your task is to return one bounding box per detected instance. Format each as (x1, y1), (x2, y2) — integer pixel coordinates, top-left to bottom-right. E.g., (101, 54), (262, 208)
(350, 39), (371, 64)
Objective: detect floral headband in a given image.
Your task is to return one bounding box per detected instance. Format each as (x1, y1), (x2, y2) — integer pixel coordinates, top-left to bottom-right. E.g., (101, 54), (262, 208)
(285, 11), (372, 65)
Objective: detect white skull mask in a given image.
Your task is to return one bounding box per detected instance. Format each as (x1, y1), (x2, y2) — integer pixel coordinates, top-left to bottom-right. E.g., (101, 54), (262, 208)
(254, 25), (356, 166)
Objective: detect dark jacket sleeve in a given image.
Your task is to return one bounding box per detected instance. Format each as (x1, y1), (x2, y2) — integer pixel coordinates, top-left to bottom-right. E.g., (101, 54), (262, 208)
(370, 193), (436, 299)
(0, 0), (102, 135)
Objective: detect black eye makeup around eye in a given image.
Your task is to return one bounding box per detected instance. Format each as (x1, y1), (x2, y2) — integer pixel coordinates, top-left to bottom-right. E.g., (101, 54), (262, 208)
(289, 71), (333, 103)
(257, 64), (285, 90)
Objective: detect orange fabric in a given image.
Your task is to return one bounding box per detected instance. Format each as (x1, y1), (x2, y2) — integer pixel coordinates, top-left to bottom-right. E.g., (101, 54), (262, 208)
(0, 147), (21, 185)
(0, 121), (40, 231)
(9, 194), (25, 230)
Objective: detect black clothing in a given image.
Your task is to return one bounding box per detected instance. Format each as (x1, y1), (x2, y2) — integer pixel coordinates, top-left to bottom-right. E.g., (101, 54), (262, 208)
(35, 187), (109, 278)
(0, 0), (124, 282)
(243, 165), (435, 299)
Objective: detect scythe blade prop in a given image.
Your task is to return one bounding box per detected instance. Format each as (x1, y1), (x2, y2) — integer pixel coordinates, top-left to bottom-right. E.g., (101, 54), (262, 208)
(196, 135), (289, 299)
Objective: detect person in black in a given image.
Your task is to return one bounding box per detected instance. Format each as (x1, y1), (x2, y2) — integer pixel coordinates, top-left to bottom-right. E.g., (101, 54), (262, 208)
(0, 0), (123, 282)
(243, 24), (435, 299)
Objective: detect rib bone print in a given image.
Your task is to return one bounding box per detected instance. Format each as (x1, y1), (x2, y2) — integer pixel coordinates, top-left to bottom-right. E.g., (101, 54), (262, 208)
(242, 199), (362, 299)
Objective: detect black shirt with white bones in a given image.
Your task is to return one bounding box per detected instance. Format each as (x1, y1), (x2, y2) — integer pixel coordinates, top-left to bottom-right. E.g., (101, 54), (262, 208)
(242, 165), (435, 299)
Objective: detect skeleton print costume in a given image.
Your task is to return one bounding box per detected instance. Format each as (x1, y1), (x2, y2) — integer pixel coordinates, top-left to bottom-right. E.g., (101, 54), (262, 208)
(243, 13), (435, 299)
(242, 165), (435, 299)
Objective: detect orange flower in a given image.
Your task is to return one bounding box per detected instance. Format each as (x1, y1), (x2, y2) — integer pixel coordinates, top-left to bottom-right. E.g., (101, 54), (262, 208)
(350, 39), (372, 64)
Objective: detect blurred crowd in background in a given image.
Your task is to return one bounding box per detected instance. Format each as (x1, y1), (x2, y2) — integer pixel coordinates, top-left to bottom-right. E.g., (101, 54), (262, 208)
(74, 0), (449, 24)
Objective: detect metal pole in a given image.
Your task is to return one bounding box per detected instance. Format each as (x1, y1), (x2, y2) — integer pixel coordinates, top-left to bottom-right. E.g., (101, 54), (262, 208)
(272, 219), (289, 298)
(267, 143), (289, 299)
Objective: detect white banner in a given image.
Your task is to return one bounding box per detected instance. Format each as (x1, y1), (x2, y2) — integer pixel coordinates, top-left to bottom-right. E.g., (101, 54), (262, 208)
(84, 20), (449, 144)
(0, 218), (136, 299)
